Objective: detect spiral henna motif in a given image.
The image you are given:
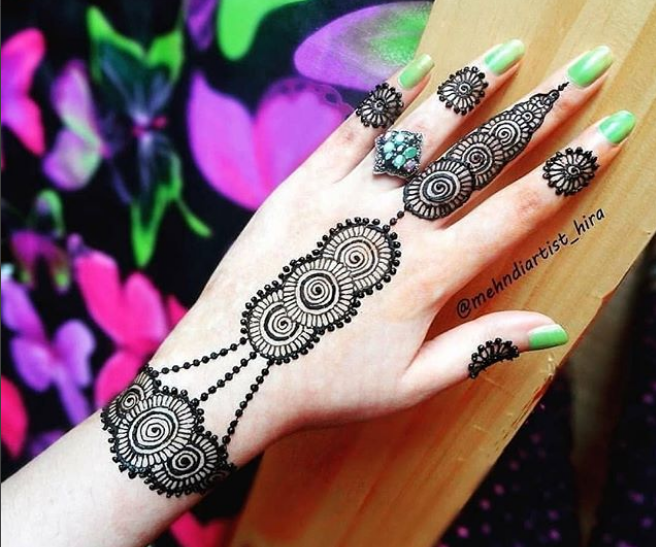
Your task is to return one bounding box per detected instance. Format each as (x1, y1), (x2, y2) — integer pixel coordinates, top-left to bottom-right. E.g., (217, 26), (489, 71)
(404, 158), (475, 219)
(482, 115), (530, 160)
(102, 370), (156, 431)
(404, 83), (569, 220)
(148, 433), (224, 496)
(448, 131), (505, 189)
(113, 393), (196, 470)
(321, 224), (394, 291)
(355, 82), (404, 128)
(543, 147), (599, 196)
(283, 258), (355, 327)
(246, 290), (314, 359)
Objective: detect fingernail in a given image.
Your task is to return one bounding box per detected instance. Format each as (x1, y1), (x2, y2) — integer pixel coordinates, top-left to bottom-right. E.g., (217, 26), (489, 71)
(567, 45), (614, 88)
(484, 39), (526, 75)
(528, 324), (569, 350)
(599, 110), (636, 144)
(398, 54), (435, 90)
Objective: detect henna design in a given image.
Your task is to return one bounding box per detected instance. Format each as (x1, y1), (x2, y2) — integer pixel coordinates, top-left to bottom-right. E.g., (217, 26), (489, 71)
(468, 338), (520, 379)
(437, 66), (488, 115)
(543, 147), (599, 196)
(403, 158), (475, 220)
(373, 130), (423, 179)
(404, 83), (569, 220)
(102, 218), (401, 496)
(356, 82), (404, 128)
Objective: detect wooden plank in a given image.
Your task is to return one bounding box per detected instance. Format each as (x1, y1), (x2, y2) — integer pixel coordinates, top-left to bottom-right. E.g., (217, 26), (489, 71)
(230, 1), (656, 545)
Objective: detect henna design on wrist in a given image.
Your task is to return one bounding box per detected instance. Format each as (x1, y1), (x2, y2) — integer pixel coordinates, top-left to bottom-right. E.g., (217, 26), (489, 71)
(356, 82), (404, 128)
(468, 338), (520, 379)
(437, 66), (488, 116)
(102, 218), (401, 497)
(404, 82), (569, 220)
(543, 146), (599, 196)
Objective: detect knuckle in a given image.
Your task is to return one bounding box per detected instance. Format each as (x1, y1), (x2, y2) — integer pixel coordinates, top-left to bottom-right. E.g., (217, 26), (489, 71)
(513, 186), (546, 223)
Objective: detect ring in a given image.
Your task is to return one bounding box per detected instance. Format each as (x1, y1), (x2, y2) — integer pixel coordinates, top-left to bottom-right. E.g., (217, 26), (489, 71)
(373, 130), (424, 180)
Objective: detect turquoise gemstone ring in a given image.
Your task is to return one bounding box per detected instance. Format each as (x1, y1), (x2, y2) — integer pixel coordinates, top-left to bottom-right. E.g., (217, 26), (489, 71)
(373, 130), (424, 180)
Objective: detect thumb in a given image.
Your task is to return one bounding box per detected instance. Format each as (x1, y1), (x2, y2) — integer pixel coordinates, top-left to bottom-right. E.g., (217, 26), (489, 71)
(401, 311), (569, 402)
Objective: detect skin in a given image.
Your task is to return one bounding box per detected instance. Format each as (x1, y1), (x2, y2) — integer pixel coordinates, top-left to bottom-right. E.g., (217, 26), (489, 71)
(1, 45), (625, 547)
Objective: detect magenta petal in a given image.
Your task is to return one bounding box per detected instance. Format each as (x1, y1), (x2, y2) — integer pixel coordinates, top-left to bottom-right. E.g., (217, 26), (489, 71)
(166, 295), (187, 327)
(122, 273), (169, 352)
(45, 60), (102, 189)
(10, 337), (55, 392)
(50, 61), (98, 137)
(254, 78), (351, 195)
(1, 29), (45, 94)
(170, 512), (230, 547)
(94, 351), (143, 407)
(43, 129), (102, 190)
(2, 96), (46, 156)
(53, 320), (95, 387)
(1, 29), (46, 156)
(294, 2), (430, 91)
(1, 376), (29, 458)
(187, 72), (261, 210)
(75, 249), (167, 350)
(1, 276), (46, 340)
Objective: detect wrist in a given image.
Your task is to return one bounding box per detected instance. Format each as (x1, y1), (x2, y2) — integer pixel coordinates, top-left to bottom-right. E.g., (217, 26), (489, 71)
(147, 290), (296, 468)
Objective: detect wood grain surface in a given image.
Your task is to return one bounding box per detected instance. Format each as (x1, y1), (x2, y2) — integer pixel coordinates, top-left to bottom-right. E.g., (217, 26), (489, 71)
(229, 1), (656, 545)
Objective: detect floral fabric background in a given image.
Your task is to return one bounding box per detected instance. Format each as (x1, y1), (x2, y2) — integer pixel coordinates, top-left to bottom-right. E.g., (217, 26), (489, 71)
(2, 1), (654, 547)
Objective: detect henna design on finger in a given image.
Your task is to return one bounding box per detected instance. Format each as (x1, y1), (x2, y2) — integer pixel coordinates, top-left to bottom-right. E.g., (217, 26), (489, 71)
(356, 82), (404, 128)
(102, 218), (401, 496)
(373, 130), (423, 179)
(404, 83), (569, 220)
(437, 66), (488, 115)
(468, 338), (520, 379)
(543, 146), (599, 196)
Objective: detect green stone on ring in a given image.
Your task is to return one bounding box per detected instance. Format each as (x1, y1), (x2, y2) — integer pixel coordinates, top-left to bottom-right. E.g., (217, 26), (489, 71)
(383, 142), (395, 154)
(404, 147), (418, 159)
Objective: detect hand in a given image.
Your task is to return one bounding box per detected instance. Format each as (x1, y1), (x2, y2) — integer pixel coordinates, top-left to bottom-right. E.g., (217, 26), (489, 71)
(140, 42), (630, 480)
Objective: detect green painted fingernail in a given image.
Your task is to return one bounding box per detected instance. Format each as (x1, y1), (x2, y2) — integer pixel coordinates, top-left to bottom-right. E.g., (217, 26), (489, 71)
(484, 39), (526, 76)
(599, 110), (636, 144)
(567, 46), (614, 87)
(528, 324), (569, 350)
(398, 54), (435, 90)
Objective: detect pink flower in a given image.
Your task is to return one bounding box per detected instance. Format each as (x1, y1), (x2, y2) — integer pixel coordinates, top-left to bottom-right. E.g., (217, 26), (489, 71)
(1, 376), (29, 458)
(187, 73), (351, 210)
(1, 29), (46, 166)
(1, 277), (94, 425)
(74, 246), (186, 406)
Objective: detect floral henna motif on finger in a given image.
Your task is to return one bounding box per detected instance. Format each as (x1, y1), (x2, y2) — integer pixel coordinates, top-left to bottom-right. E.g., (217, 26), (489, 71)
(102, 218), (401, 496)
(437, 66), (488, 115)
(543, 147), (599, 196)
(356, 82), (404, 128)
(468, 338), (520, 379)
(404, 82), (569, 220)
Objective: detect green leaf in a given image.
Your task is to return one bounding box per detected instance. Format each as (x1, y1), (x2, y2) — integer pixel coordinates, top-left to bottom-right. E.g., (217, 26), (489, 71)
(130, 153), (210, 268)
(87, 5), (184, 82)
(217, 0), (309, 61)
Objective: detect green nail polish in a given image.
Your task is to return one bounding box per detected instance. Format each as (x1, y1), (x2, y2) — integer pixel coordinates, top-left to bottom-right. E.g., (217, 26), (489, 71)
(398, 54), (435, 90)
(484, 39), (526, 76)
(599, 110), (636, 144)
(567, 45), (613, 88)
(528, 324), (569, 351)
